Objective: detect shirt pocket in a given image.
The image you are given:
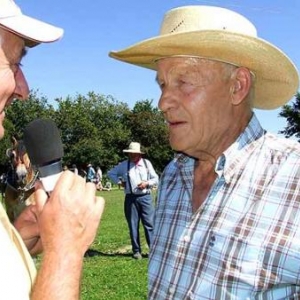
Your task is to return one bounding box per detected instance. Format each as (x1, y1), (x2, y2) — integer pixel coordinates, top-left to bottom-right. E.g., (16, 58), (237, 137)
(208, 232), (300, 293)
(207, 232), (262, 290)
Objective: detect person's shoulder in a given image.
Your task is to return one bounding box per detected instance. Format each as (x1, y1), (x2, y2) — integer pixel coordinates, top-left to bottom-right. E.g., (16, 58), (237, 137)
(117, 160), (128, 166)
(264, 133), (300, 157)
(111, 160), (127, 169)
(143, 158), (151, 164)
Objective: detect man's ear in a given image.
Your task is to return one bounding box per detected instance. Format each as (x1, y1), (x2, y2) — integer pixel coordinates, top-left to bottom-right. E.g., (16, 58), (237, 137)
(230, 67), (252, 106)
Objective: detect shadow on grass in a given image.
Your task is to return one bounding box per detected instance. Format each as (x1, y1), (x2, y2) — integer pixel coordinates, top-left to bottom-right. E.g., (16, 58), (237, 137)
(84, 248), (149, 259)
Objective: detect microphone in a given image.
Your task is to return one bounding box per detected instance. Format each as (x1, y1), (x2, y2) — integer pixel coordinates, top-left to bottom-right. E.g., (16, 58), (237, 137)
(23, 118), (64, 192)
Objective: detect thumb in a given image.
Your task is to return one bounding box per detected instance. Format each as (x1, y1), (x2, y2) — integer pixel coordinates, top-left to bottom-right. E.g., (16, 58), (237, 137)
(34, 181), (48, 213)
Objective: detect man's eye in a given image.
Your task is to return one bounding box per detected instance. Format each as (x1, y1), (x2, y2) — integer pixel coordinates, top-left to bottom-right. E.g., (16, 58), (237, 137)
(179, 80), (191, 87)
(158, 82), (165, 90)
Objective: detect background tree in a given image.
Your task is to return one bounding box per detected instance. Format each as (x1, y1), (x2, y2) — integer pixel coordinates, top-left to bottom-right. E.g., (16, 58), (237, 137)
(54, 92), (132, 172)
(0, 91), (54, 169)
(126, 99), (173, 174)
(5, 90), (55, 137)
(279, 92), (300, 142)
(0, 91), (174, 176)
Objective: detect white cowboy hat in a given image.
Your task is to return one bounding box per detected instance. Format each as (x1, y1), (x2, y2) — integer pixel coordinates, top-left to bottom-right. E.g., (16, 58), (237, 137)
(109, 5), (299, 110)
(0, 0), (63, 47)
(123, 142), (144, 154)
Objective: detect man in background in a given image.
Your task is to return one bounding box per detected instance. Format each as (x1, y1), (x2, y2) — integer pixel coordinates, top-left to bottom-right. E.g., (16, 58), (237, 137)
(108, 142), (158, 259)
(0, 0), (104, 299)
(86, 163), (96, 183)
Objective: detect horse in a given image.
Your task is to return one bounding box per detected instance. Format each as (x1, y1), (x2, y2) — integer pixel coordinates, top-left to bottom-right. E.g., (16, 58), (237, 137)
(4, 136), (37, 223)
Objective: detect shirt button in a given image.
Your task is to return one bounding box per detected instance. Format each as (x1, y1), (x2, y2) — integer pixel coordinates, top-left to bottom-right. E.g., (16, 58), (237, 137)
(184, 235), (191, 242)
(168, 286), (175, 295)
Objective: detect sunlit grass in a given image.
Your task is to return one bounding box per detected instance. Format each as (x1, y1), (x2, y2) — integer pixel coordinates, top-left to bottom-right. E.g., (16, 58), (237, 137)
(81, 189), (151, 300)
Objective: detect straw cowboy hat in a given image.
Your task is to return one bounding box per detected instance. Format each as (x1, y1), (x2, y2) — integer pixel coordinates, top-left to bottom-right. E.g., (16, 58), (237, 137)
(109, 5), (299, 109)
(123, 142), (144, 154)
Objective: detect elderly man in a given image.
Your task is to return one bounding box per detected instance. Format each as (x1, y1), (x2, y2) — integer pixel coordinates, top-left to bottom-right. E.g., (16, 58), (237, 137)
(0, 1), (104, 299)
(110, 5), (300, 299)
(108, 142), (159, 259)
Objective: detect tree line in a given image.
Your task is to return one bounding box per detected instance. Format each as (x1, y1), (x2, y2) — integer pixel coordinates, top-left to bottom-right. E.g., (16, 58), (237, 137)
(1, 90), (299, 177)
(0, 91), (174, 176)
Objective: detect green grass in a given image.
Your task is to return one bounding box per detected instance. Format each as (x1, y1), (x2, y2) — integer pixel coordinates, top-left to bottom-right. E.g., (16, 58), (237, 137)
(80, 189), (151, 300)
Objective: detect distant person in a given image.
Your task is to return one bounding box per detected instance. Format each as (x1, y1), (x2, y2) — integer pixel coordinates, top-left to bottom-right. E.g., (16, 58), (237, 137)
(95, 166), (103, 190)
(86, 163), (96, 183)
(109, 4), (300, 299)
(102, 181), (112, 191)
(108, 142), (159, 259)
(0, 0), (105, 299)
(117, 177), (123, 189)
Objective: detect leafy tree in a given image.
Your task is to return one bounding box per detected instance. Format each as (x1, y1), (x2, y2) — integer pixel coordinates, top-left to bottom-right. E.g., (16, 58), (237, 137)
(0, 92), (174, 176)
(126, 99), (174, 174)
(5, 90), (55, 138)
(54, 92), (131, 172)
(0, 90), (54, 168)
(279, 92), (300, 142)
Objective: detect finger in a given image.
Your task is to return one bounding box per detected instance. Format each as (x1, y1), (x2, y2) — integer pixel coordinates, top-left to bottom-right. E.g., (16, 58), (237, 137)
(70, 175), (86, 200)
(34, 186), (48, 213)
(29, 238), (43, 256)
(84, 182), (97, 205)
(17, 222), (40, 240)
(53, 170), (76, 194)
(95, 196), (105, 217)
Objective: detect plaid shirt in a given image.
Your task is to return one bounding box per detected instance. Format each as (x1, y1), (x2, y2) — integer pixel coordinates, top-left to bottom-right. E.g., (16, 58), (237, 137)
(148, 114), (300, 300)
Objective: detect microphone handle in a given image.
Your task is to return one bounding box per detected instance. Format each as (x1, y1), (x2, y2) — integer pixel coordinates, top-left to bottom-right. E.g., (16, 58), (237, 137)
(40, 172), (62, 192)
(38, 160), (63, 192)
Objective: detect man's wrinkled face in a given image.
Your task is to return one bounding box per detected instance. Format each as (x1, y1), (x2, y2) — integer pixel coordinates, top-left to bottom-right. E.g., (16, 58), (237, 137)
(156, 57), (235, 158)
(128, 153), (142, 163)
(0, 28), (29, 139)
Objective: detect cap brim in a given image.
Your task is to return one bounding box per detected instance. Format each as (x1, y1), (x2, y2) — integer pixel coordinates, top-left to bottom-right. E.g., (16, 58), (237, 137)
(0, 14), (63, 47)
(110, 30), (299, 109)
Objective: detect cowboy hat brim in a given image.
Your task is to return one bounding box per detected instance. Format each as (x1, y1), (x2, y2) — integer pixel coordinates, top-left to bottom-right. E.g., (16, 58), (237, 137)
(109, 30), (299, 109)
(123, 150), (144, 154)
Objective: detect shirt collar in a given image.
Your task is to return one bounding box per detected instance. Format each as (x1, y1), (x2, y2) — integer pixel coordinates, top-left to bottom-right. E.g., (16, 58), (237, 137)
(221, 113), (265, 182)
(174, 113), (265, 183)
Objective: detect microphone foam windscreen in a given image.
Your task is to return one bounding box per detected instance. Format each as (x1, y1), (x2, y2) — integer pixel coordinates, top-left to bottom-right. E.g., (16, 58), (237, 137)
(23, 118), (64, 166)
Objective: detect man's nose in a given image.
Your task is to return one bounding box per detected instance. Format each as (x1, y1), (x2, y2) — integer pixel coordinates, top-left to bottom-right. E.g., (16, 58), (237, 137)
(13, 67), (29, 100)
(158, 87), (178, 113)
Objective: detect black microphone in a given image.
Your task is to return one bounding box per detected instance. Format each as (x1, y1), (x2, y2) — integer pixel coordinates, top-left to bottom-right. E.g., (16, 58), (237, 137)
(23, 118), (64, 192)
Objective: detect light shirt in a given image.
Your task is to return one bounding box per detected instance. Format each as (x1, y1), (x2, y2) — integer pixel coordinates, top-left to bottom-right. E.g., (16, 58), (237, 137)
(148, 114), (300, 299)
(87, 166), (96, 181)
(0, 203), (36, 299)
(108, 158), (159, 194)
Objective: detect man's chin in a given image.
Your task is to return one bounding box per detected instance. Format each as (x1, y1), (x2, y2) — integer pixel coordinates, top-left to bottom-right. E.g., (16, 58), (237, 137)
(169, 137), (183, 152)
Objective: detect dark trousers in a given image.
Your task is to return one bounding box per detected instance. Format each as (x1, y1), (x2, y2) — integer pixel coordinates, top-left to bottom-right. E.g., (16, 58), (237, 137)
(124, 193), (154, 254)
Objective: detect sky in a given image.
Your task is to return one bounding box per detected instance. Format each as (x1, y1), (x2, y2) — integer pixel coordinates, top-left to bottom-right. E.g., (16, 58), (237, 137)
(17, 0), (300, 135)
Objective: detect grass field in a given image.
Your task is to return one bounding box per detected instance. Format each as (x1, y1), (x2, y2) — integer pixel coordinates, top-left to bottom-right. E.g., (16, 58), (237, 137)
(1, 187), (150, 299)
(80, 188), (151, 300)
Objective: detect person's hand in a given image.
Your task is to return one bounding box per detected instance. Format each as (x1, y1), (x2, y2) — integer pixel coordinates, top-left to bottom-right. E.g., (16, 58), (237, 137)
(13, 203), (43, 256)
(35, 170), (105, 257)
(137, 181), (148, 190)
